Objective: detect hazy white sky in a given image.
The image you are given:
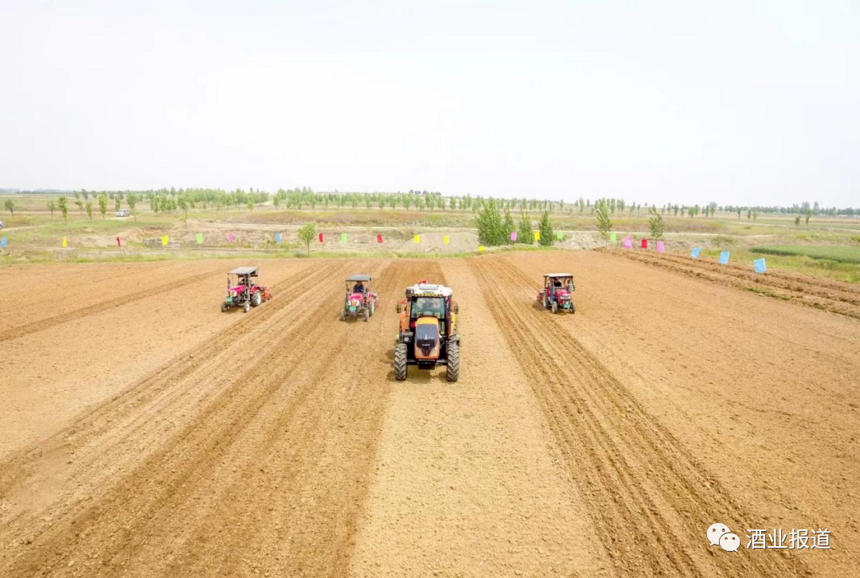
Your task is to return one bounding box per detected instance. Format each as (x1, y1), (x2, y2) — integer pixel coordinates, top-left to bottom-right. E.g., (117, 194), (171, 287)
(1, 0), (858, 207)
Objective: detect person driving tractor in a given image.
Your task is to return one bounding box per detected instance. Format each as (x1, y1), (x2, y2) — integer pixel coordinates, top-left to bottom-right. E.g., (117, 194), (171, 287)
(353, 281), (365, 293)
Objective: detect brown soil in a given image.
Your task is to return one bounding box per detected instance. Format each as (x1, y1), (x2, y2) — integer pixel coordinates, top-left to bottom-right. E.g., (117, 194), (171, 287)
(1, 251), (858, 577)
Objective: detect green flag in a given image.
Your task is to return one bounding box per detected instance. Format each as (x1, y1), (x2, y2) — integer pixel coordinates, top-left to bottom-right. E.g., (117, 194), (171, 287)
(340, 232), (347, 243)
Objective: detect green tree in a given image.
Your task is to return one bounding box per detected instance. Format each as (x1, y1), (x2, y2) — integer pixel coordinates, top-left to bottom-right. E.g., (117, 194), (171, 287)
(178, 195), (189, 223)
(74, 199), (84, 213)
(794, 215), (801, 226)
(47, 199), (57, 217)
(58, 196), (68, 223)
(648, 206), (664, 239)
(475, 198), (506, 246)
(517, 213), (532, 244)
(502, 209), (516, 245)
(538, 211), (554, 246)
(86, 202), (93, 220)
(805, 209), (811, 225)
(737, 207), (742, 220)
(126, 193), (138, 222)
(114, 197), (121, 212)
(596, 199), (613, 239)
(4, 199), (15, 215)
(298, 222), (316, 255)
(98, 194), (108, 219)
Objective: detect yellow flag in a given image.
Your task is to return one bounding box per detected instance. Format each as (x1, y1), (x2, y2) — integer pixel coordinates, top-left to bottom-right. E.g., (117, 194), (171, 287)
(534, 231), (540, 241)
(162, 236), (168, 246)
(443, 235), (450, 245)
(478, 245), (485, 252)
(62, 237), (67, 248)
(414, 234), (420, 244)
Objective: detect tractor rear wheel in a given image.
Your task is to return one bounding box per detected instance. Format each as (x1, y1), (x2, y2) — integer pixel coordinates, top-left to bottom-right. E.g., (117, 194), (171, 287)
(363, 309), (370, 322)
(251, 292), (262, 307)
(552, 301), (558, 314)
(542, 294), (548, 309)
(340, 309), (346, 321)
(394, 343), (408, 381)
(570, 302), (576, 314)
(446, 342), (460, 382)
(221, 302), (228, 313)
(370, 301), (375, 316)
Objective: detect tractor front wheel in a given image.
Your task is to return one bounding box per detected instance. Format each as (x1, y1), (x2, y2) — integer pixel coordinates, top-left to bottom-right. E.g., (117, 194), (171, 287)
(551, 301), (558, 314)
(570, 303), (576, 314)
(394, 343), (408, 381)
(446, 342), (460, 383)
(363, 309), (370, 322)
(221, 302), (228, 313)
(244, 302), (250, 313)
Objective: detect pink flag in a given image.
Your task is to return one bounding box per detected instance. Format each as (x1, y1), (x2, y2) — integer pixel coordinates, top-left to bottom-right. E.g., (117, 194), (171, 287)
(657, 241), (665, 253)
(228, 233), (235, 242)
(622, 236), (632, 248)
(377, 234), (383, 243)
(511, 231), (517, 242)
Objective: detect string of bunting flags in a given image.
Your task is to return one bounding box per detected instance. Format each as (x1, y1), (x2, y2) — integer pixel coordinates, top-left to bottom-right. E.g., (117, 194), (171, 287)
(5, 229), (765, 275)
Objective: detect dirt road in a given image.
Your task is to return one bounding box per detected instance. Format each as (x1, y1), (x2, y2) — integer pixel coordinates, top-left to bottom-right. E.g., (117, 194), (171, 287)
(1, 252), (858, 576)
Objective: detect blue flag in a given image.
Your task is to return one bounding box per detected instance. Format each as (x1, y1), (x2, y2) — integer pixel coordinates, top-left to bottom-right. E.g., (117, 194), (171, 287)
(691, 247), (701, 259)
(719, 251), (730, 265)
(275, 232), (282, 244)
(754, 258), (767, 274)
(0, 236), (6, 247)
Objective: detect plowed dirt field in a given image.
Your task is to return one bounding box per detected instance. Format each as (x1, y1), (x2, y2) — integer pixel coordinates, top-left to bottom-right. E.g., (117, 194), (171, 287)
(1, 251), (858, 577)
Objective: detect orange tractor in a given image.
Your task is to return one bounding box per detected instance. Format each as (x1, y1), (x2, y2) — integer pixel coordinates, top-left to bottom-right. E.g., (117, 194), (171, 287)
(394, 282), (460, 382)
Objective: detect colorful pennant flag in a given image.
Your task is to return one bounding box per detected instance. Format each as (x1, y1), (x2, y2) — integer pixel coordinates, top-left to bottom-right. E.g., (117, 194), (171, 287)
(754, 258), (767, 274)
(414, 234), (420, 244)
(0, 236), (6, 247)
(377, 233), (383, 243)
(622, 237), (632, 248)
(116, 236), (121, 247)
(443, 235), (450, 245)
(641, 239), (648, 249)
(162, 236), (168, 246)
(691, 247), (701, 259)
(275, 233), (282, 244)
(340, 232), (346, 243)
(657, 241), (665, 253)
(319, 233), (324, 243)
(196, 233), (203, 245)
(478, 245), (485, 252)
(719, 251), (730, 265)
(557, 231), (563, 240)
(610, 232), (617, 243)
(62, 237), (67, 248)
(533, 231), (540, 241)
(511, 231), (517, 242)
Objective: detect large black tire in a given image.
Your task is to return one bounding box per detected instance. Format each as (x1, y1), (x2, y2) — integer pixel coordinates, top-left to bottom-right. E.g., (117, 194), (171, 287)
(221, 302), (228, 313)
(251, 291), (262, 307)
(369, 301), (375, 316)
(552, 301), (558, 314)
(542, 294), (548, 309)
(446, 342), (460, 382)
(363, 309), (370, 322)
(570, 302), (576, 314)
(394, 343), (408, 381)
(243, 302), (250, 313)
(340, 309), (346, 321)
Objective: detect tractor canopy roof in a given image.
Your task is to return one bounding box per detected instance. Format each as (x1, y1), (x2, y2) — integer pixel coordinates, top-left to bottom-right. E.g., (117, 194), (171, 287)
(346, 274), (372, 282)
(230, 267), (258, 276)
(544, 273), (573, 278)
(405, 283), (453, 298)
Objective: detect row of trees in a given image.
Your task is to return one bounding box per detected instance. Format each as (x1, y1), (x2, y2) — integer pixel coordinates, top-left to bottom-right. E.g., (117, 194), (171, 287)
(475, 199), (555, 247)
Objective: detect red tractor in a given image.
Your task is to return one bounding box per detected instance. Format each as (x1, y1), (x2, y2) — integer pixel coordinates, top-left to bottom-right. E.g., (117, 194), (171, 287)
(340, 274), (379, 322)
(537, 273), (576, 314)
(221, 267), (272, 313)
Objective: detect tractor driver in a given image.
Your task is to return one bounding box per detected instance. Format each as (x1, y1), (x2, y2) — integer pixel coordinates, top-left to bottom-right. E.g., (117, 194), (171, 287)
(353, 281), (365, 293)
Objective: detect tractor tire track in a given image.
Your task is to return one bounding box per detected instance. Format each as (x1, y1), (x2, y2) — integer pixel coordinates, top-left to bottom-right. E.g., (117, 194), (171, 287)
(610, 249), (860, 318)
(0, 259), (403, 577)
(0, 266), (234, 344)
(470, 257), (810, 577)
(0, 260), (341, 499)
